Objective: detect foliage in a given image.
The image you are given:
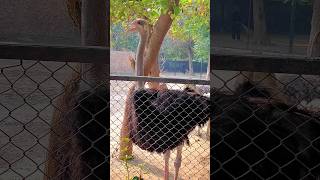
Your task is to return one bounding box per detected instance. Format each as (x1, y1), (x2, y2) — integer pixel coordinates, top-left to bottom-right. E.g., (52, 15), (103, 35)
(170, 0), (209, 61)
(111, 24), (199, 61)
(111, 0), (179, 25)
(110, 0), (209, 62)
(111, 23), (139, 52)
(120, 138), (148, 180)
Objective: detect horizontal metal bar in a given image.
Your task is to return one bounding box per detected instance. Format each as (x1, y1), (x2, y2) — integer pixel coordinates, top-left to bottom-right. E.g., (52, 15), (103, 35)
(211, 53), (320, 75)
(0, 42), (109, 64)
(110, 75), (210, 85)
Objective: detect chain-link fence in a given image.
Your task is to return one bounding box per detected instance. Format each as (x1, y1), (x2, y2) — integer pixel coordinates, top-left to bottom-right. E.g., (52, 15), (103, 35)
(0, 43), (108, 179)
(2, 43), (319, 180)
(0, 60), (78, 179)
(110, 76), (210, 179)
(211, 53), (320, 180)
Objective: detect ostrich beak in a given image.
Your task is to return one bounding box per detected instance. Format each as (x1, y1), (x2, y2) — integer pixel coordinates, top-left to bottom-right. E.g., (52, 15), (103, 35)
(127, 22), (137, 32)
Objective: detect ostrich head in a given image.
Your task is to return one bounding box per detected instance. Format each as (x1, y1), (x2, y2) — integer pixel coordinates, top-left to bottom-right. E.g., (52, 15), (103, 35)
(128, 18), (149, 36)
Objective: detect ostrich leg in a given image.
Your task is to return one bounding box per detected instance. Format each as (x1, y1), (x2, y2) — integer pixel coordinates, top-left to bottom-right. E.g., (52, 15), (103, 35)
(206, 123), (210, 139)
(164, 150), (170, 180)
(174, 145), (183, 180)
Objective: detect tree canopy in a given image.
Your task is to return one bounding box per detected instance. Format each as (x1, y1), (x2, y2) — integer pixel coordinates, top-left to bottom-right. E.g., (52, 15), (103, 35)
(110, 0), (209, 61)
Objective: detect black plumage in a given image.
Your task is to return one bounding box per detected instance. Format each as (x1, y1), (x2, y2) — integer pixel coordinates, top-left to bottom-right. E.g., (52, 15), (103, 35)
(211, 81), (320, 180)
(129, 88), (210, 153)
(72, 87), (108, 179)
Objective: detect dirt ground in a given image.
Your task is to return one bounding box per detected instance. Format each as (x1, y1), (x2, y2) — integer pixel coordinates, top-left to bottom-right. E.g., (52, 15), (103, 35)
(212, 33), (309, 55)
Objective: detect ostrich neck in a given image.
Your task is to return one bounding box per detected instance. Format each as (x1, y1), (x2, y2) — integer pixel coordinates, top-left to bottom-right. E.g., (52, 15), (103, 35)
(136, 32), (147, 70)
(136, 32), (147, 88)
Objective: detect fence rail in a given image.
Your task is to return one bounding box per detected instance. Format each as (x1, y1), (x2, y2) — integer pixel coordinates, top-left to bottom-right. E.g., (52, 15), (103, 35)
(110, 75), (210, 85)
(2, 42), (320, 74)
(212, 53), (320, 75)
(0, 42), (109, 63)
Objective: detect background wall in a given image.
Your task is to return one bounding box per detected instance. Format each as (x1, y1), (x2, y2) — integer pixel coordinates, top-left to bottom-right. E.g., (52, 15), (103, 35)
(0, 0), (80, 44)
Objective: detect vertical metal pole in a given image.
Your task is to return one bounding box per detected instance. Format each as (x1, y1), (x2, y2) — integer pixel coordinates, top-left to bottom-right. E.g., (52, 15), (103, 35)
(81, 0), (108, 88)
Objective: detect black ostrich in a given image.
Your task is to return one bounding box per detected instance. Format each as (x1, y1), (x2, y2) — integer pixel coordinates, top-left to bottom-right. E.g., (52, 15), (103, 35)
(128, 87), (210, 180)
(72, 87), (108, 179)
(211, 81), (320, 180)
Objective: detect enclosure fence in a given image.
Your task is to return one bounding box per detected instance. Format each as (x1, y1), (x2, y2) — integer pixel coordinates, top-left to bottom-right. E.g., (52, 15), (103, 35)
(0, 42), (319, 180)
(110, 75), (210, 179)
(211, 52), (320, 180)
(0, 43), (108, 179)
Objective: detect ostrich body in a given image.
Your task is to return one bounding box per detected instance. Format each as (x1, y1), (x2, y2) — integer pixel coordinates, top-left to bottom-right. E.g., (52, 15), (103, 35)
(128, 87), (210, 179)
(212, 81), (320, 179)
(130, 88), (210, 153)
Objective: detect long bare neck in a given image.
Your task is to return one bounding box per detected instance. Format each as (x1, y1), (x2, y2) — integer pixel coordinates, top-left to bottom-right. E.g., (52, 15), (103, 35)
(136, 31), (147, 88)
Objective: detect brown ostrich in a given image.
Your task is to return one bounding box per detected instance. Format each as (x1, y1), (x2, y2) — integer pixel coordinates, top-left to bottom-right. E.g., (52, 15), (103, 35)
(119, 19), (168, 160)
(44, 0), (108, 179)
(121, 19), (205, 180)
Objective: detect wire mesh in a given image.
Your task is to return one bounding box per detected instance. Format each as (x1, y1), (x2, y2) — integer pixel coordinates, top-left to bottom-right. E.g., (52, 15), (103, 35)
(0, 59), (75, 179)
(0, 58), (108, 179)
(211, 70), (320, 180)
(1, 44), (319, 180)
(110, 80), (210, 179)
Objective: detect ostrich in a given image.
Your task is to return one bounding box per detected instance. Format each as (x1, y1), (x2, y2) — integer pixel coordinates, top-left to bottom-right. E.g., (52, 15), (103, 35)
(120, 19), (209, 180)
(128, 87), (210, 180)
(127, 18), (166, 89)
(44, 70), (108, 180)
(211, 81), (320, 179)
(44, 0), (108, 179)
(119, 18), (167, 159)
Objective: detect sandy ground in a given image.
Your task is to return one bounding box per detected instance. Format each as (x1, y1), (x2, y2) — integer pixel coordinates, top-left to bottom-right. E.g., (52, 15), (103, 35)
(212, 33), (309, 55)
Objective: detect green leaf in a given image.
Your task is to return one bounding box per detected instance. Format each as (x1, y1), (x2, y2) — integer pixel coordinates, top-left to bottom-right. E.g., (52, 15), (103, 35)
(132, 176), (139, 180)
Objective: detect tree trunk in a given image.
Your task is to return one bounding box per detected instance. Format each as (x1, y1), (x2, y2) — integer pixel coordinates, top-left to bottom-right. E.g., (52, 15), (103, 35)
(252, 0), (269, 45)
(221, 0), (225, 32)
(142, 0), (179, 77)
(307, 0), (320, 57)
(289, 0), (296, 53)
(143, 14), (173, 76)
(206, 56), (210, 80)
(243, 0), (287, 103)
(187, 39), (194, 77)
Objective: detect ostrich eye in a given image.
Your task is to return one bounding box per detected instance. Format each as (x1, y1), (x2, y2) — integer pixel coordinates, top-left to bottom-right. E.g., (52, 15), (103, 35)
(137, 21), (144, 25)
